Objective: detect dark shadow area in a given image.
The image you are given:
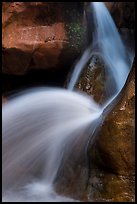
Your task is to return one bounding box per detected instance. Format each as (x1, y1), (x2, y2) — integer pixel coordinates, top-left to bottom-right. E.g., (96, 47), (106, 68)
(2, 68), (70, 96)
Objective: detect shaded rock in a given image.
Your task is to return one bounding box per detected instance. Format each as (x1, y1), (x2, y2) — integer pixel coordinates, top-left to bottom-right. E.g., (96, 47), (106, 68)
(55, 163), (89, 202)
(104, 2), (135, 30)
(85, 2), (135, 47)
(120, 28), (135, 60)
(2, 2), (86, 75)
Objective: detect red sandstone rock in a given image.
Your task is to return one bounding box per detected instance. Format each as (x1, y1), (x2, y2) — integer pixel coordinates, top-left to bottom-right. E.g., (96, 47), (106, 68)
(2, 2), (86, 75)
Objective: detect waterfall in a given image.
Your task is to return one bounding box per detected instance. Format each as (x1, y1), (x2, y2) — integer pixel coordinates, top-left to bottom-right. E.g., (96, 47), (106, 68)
(2, 88), (102, 202)
(68, 2), (133, 97)
(2, 2), (134, 202)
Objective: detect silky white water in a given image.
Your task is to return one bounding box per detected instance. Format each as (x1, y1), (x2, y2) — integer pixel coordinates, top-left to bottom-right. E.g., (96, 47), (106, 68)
(2, 89), (102, 202)
(68, 3), (133, 99)
(2, 2), (134, 202)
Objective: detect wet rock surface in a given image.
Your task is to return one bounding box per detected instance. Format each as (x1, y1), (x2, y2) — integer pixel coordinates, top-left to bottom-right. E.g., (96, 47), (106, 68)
(104, 2), (135, 30)
(2, 2), (86, 75)
(87, 168), (135, 202)
(74, 55), (117, 105)
(89, 63), (135, 175)
(74, 56), (106, 104)
(65, 59), (135, 202)
(66, 54), (117, 105)
(54, 132), (91, 202)
(87, 62), (135, 201)
(55, 164), (89, 202)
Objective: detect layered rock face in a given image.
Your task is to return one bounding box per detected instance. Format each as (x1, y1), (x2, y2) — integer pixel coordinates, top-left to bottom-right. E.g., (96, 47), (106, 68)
(2, 2), (86, 75)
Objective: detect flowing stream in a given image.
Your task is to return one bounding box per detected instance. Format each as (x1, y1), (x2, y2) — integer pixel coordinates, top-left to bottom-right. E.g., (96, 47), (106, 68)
(2, 2), (134, 202)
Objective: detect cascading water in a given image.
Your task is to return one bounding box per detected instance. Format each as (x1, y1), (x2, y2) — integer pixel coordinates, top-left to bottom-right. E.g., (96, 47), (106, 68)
(2, 89), (102, 202)
(2, 2), (134, 202)
(68, 3), (133, 99)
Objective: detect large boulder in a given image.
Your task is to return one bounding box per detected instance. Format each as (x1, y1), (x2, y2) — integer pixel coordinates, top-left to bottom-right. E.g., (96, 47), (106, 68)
(66, 53), (135, 201)
(2, 2), (86, 75)
(89, 62), (135, 175)
(87, 62), (135, 201)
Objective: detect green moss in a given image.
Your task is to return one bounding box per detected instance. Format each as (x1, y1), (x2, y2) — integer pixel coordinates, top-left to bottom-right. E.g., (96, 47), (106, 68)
(65, 22), (86, 51)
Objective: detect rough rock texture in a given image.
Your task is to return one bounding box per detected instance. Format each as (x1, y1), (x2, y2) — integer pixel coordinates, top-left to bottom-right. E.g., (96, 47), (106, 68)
(73, 55), (117, 105)
(87, 62), (135, 201)
(89, 62), (135, 175)
(74, 56), (106, 104)
(2, 2), (86, 75)
(87, 169), (135, 202)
